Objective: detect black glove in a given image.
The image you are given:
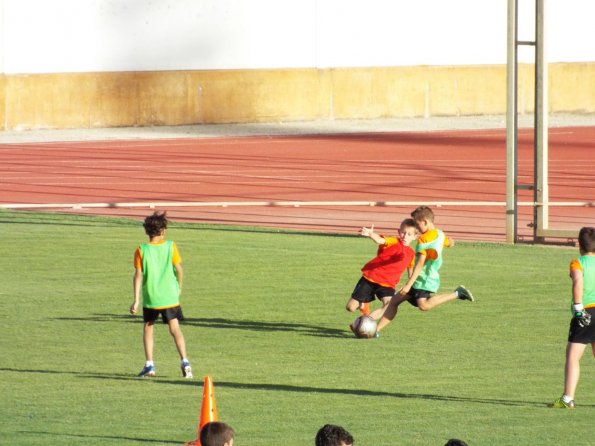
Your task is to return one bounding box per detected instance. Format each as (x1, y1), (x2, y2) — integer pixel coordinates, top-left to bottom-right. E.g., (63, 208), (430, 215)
(574, 310), (592, 328)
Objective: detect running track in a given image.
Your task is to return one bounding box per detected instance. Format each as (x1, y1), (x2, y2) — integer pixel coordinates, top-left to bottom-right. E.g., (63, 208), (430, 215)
(0, 126), (593, 242)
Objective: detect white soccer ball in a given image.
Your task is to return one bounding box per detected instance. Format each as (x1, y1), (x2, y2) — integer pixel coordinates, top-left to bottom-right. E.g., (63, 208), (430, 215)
(353, 315), (378, 338)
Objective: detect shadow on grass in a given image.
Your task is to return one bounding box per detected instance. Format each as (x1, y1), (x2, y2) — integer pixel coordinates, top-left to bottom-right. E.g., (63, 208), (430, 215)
(183, 317), (349, 338)
(1, 366), (573, 409)
(54, 313), (351, 339)
(18, 430), (180, 444)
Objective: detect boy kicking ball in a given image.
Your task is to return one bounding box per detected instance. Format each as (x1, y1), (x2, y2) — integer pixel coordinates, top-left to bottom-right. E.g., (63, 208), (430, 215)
(346, 218), (418, 326)
(375, 206), (474, 335)
(130, 211), (193, 378)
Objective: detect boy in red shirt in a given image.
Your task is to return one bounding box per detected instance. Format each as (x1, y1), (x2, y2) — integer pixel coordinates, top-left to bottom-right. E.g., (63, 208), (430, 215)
(346, 218), (418, 322)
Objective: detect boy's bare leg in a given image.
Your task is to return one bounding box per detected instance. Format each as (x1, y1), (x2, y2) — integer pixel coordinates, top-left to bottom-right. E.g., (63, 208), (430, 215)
(563, 342), (587, 399)
(376, 294), (409, 332)
(369, 296), (391, 321)
(416, 291), (458, 311)
(168, 318), (188, 360)
(346, 297), (370, 316)
(143, 321), (155, 362)
(345, 298), (362, 312)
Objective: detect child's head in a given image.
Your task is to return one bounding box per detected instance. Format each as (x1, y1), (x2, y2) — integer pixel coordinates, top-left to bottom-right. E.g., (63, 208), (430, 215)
(315, 424), (354, 446)
(200, 421), (235, 446)
(411, 206), (434, 233)
(143, 211), (168, 238)
(578, 227), (595, 255)
(398, 218), (418, 246)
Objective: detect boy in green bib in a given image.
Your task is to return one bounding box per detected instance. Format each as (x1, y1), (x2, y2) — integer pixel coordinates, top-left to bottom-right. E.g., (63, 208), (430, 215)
(551, 226), (595, 409)
(376, 206), (474, 335)
(130, 211), (192, 378)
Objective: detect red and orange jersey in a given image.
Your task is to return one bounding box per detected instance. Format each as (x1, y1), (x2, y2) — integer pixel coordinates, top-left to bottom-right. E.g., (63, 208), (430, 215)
(361, 236), (415, 288)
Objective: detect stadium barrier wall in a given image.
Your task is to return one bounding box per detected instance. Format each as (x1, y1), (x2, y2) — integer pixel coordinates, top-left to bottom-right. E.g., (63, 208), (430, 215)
(0, 74), (5, 129)
(1, 63), (594, 131)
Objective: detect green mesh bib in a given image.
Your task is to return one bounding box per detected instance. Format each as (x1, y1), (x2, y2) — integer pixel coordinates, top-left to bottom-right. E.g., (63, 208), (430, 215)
(140, 241), (180, 308)
(413, 229), (445, 293)
(576, 255), (595, 310)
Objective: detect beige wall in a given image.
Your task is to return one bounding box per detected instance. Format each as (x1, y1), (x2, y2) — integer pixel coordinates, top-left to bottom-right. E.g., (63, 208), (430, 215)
(0, 74), (6, 129)
(1, 63), (594, 131)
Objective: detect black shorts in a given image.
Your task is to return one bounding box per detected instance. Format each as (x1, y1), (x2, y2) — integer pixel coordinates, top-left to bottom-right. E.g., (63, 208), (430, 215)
(568, 308), (595, 344)
(143, 305), (184, 324)
(406, 288), (433, 307)
(351, 277), (395, 303)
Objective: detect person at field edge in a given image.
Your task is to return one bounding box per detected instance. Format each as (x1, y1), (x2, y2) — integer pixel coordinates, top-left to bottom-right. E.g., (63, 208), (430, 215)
(375, 206), (475, 334)
(315, 424), (354, 446)
(130, 211), (192, 378)
(550, 226), (595, 409)
(200, 421), (235, 446)
(346, 218), (418, 325)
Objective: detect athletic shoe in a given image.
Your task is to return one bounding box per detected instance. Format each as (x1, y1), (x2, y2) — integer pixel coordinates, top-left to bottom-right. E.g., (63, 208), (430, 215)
(359, 302), (371, 316)
(181, 360), (193, 379)
(549, 397), (575, 409)
(138, 365), (156, 377)
(455, 285), (474, 302)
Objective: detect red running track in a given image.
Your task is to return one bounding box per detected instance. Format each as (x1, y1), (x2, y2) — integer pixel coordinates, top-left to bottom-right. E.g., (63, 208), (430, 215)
(0, 126), (593, 242)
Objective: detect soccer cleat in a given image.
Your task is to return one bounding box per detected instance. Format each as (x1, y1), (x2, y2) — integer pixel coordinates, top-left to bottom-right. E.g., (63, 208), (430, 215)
(455, 285), (474, 302)
(181, 360), (193, 379)
(138, 364), (156, 377)
(359, 302), (371, 316)
(549, 397), (575, 409)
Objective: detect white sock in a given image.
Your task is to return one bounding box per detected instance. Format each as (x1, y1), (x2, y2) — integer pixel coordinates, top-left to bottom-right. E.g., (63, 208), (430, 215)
(562, 394), (573, 403)
(145, 361), (154, 367)
(182, 358), (189, 364)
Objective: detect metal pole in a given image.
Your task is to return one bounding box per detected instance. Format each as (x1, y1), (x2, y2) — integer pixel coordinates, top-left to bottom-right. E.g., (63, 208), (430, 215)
(534, 0), (549, 241)
(506, 0), (518, 243)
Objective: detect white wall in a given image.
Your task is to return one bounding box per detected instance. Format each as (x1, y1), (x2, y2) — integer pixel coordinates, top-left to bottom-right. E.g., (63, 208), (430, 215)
(1, 0), (594, 74)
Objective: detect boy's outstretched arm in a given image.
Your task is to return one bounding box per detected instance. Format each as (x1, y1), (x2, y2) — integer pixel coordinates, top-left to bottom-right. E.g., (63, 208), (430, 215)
(399, 254), (426, 295)
(360, 224), (385, 245)
(130, 268), (143, 314)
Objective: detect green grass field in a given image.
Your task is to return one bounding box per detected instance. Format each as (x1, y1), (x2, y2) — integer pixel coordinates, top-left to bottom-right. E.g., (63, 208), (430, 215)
(1, 210), (592, 446)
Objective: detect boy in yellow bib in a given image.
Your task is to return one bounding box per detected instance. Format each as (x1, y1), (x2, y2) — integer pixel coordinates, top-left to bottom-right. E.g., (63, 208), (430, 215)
(130, 211), (192, 378)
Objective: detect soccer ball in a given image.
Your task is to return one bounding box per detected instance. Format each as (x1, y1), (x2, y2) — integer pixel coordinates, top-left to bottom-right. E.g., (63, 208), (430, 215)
(352, 315), (378, 338)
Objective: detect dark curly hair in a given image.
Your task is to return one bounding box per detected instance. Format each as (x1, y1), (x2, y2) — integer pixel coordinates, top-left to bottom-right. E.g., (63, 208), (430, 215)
(578, 227), (595, 254)
(143, 211), (168, 238)
(200, 422), (235, 446)
(315, 424), (354, 446)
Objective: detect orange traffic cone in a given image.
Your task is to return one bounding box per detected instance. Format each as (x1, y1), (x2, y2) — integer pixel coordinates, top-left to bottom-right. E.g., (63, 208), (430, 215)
(185, 376), (218, 446)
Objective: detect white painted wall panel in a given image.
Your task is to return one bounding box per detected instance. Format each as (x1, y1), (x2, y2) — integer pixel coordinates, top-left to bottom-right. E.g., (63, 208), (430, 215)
(0, 0), (593, 74)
